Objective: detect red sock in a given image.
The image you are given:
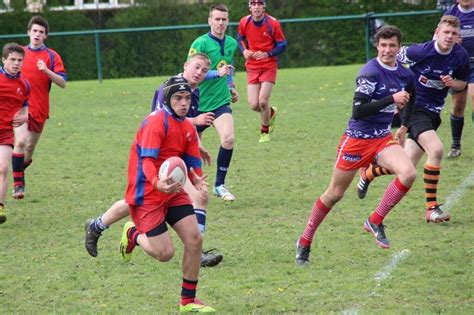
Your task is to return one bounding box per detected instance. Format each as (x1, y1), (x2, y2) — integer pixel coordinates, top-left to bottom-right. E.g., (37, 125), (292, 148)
(370, 178), (410, 225)
(300, 198), (331, 247)
(261, 124), (269, 134)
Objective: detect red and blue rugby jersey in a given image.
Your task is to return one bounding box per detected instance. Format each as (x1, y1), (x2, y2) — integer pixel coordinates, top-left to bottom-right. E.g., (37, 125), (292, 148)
(0, 67), (30, 130)
(237, 13), (287, 69)
(22, 45), (67, 123)
(125, 109), (202, 206)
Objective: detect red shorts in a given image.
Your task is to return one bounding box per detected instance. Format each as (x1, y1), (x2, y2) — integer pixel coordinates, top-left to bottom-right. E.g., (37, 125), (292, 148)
(0, 129), (14, 147)
(246, 66), (277, 84)
(28, 114), (46, 133)
(335, 134), (398, 171)
(129, 191), (192, 234)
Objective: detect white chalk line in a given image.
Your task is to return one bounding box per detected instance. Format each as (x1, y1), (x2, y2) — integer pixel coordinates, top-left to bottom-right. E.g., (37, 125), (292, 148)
(443, 170), (474, 210)
(341, 170), (474, 314)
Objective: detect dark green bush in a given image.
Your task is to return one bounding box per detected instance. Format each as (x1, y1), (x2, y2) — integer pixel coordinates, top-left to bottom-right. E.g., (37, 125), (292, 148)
(0, 0), (441, 80)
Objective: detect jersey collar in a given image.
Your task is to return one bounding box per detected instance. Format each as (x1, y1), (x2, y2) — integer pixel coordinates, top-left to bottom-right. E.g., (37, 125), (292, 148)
(27, 44), (47, 52)
(434, 40), (453, 55)
(0, 66), (21, 79)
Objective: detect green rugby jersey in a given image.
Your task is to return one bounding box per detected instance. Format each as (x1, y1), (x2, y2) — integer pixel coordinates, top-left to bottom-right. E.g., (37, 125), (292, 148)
(188, 32), (238, 112)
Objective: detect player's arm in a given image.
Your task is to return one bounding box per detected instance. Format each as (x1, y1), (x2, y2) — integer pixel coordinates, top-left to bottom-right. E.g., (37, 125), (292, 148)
(266, 22), (287, 58)
(228, 71), (238, 103)
(400, 80), (416, 128)
(352, 74), (396, 119)
(396, 81), (416, 145)
(442, 57), (470, 91)
(182, 129), (205, 187)
(140, 117), (181, 193)
(37, 59), (66, 88)
(237, 22), (253, 59)
(12, 101), (29, 127)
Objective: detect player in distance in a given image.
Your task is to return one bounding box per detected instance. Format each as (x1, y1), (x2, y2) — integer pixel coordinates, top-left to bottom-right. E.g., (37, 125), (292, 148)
(0, 43), (30, 223)
(12, 15), (67, 199)
(237, 0), (287, 143)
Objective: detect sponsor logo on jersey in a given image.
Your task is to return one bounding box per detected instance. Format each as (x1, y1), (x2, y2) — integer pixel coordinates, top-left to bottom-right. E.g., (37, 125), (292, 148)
(419, 75), (445, 90)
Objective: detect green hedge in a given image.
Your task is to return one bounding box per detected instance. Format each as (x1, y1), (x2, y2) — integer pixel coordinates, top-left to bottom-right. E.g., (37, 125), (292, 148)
(0, 0), (441, 80)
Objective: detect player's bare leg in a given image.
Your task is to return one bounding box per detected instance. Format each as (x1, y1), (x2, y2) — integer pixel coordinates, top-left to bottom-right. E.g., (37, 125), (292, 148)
(0, 145), (13, 223)
(296, 168), (357, 266)
(405, 132), (450, 223)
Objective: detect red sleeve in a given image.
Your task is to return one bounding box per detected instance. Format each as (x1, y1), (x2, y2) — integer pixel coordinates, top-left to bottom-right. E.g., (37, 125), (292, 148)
(272, 19), (286, 42)
(52, 50), (67, 77)
(237, 17), (248, 51)
(183, 126), (203, 184)
(142, 157), (158, 187)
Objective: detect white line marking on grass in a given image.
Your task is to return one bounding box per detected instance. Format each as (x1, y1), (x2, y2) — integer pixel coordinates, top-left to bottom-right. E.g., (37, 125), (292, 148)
(341, 250), (410, 315)
(444, 170), (474, 211)
(373, 249), (410, 289)
(341, 172), (473, 314)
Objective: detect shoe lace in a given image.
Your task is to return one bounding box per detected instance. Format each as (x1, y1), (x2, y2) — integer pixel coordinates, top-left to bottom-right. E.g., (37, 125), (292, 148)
(203, 248), (218, 255)
(429, 204), (444, 213)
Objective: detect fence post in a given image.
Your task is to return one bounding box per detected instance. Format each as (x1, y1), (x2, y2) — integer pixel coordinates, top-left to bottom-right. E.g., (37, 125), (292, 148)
(365, 12), (374, 62)
(94, 32), (103, 83)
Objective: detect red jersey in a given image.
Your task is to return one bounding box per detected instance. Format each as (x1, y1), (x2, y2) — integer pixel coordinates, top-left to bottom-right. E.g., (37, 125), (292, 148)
(0, 67), (30, 130)
(125, 109), (203, 206)
(22, 45), (67, 123)
(237, 13), (287, 70)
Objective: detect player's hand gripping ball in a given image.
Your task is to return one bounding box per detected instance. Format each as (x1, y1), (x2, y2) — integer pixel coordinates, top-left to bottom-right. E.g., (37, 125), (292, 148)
(159, 157), (187, 186)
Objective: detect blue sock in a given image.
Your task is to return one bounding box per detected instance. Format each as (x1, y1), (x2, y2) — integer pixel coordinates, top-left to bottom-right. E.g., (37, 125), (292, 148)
(91, 214), (109, 233)
(194, 208), (206, 235)
(216, 146), (233, 187)
(450, 113), (464, 149)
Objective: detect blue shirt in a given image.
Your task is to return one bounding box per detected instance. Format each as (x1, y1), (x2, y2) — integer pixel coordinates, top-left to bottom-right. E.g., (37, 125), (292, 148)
(346, 58), (416, 139)
(398, 41), (470, 113)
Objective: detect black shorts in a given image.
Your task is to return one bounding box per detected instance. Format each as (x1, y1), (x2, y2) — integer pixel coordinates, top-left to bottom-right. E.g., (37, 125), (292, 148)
(145, 204), (195, 237)
(196, 103), (232, 133)
(408, 107), (441, 143)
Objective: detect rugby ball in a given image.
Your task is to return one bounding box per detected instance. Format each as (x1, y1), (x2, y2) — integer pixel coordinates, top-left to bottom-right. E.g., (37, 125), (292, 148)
(159, 156), (187, 186)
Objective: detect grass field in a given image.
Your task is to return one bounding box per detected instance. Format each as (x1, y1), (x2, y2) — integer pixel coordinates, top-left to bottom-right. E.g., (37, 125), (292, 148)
(1, 65), (473, 313)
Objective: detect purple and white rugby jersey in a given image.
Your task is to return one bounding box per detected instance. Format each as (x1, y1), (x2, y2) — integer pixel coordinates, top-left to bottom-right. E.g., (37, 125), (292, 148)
(398, 41), (470, 114)
(445, 4), (474, 58)
(346, 58), (415, 139)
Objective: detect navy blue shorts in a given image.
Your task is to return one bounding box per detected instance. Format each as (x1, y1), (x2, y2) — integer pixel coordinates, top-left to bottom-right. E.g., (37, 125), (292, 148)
(196, 103), (232, 133)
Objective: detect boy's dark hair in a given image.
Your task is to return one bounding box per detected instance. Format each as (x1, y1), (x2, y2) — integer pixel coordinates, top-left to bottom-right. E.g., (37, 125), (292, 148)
(28, 15), (49, 34)
(2, 43), (25, 59)
(374, 25), (402, 45)
(209, 3), (228, 18)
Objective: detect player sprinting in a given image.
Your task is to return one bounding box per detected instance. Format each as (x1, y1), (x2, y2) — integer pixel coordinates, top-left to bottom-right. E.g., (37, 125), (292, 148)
(356, 15), (470, 223)
(0, 43), (30, 223)
(295, 26), (417, 266)
(119, 76), (215, 313)
(12, 15), (67, 199)
(237, 0), (287, 143)
(188, 3), (239, 201)
(85, 54), (223, 267)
